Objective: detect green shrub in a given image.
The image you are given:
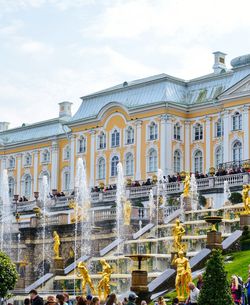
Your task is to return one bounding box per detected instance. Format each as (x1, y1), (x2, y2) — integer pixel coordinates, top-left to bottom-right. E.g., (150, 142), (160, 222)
(229, 192), (242, 204)
(198, 193), (206, 207)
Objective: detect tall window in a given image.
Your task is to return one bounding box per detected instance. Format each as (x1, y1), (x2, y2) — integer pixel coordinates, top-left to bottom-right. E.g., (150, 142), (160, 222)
(98, 132), (106, 150)
(215, 118), (224, 137)
(174, 150), (181, 173)
(98, 158), (106, 179)
(8, 156), (15, 168)
(24, 175), (32, 197)
(148, 148), (157, 172)
(232, 141), (242, 162)
(148, 122), (158, 140)
(8, 177), (14, 198)
(215, 146), (223, 168)
(194, 150), (203, 173)
(78, 136), (86, 153)
(232, 112), (242, 131)
(126, 126), (134, 145)
(39, 171), (50, 192)
(125, 153), (134, 176)
(174, 123), (181, 140)
(111, 156), (119, 176)
(194, 123), (203, 141)
(42, 150), (50, 163)
(24, 153), (32, 166)
(111, 130), (120, 147)
(64, 145), (70, 160)
(63, 171), (70, 191)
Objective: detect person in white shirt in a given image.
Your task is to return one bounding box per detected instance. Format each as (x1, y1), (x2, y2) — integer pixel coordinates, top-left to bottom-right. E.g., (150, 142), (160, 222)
(187, 282), (200, 305)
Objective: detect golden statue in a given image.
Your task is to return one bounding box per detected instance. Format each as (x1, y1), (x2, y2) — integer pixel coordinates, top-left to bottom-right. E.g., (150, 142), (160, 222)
(172, 250), (192, 302)
(124, 200), (132, 225)
(172, 219), (186, 252)
(77, 261), (95, 294)
(53, 231), (61, 259)
(242, 185), (250, 214)
(97, 259), (112, 300)
(69, 200), (88, 223)
(183, 173), (190, 198)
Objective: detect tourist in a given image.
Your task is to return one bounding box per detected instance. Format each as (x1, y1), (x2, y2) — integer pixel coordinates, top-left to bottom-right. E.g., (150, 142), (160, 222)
(157, 296), (166, 305)
(45, 296), (57, 305)
(187, 282), (200, 305)
(106, 293), (118, 305)
(86, 295), (93, 305)
(171, 298), (179, 305)
(245, 276), (250, 305)
(63, 293), (72, 305)
(91, 297), (100, 305)
(122, 298), (128, 305)
(76, 297), (87, 305)
(56, 294), (67, 305)
(196, 274), (203, 290)
(231, 275), (242, 305)
(29, 290), (43, 305)
(24, 298), (30, 305)
(126, 293), (137, 305)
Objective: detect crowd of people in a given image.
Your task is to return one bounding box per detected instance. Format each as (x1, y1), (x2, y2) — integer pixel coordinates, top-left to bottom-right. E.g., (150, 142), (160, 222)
(231, 273), (250, 305)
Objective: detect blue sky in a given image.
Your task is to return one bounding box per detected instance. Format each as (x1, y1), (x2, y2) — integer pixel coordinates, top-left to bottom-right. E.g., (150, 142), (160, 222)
(1, 0), (250, 128)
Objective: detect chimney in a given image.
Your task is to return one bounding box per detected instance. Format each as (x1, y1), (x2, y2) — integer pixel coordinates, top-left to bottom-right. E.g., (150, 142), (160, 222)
(213, 51), (227, 74)
(0, 122), (10, 132)
(58, 101), (73, 119)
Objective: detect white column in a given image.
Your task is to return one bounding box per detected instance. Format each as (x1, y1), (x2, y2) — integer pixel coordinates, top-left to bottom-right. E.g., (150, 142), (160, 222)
(90, 131), (96, 187)
(184, 121), (191, 172)
(205, 116), (211, 173)
(223, 110), (230, 163)
(70, 135), (75, 191)
(165, 115), (172, 175)
(160, 115), (166, 175)
(135, 120), (142, 180)
(33, 150), (39, 192)
(0, 156), (7, 171)
(243, 105), (249, 160)
(51, 141), (59, 190)
(16, 154), (22, 195)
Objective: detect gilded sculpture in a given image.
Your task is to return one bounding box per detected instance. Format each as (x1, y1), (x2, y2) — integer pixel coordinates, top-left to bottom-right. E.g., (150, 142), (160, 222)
(183, 173), (191, 198)
(172, 219), (186, 252)
(77, 261), (95, 294)
(53, 231), (61, 259)
(124, 200), (132, 225)
(172, 250), (192, 301)
(97, 259), (112, 300)
(69, 200), (85, 223)
(242, 185), (250, 214)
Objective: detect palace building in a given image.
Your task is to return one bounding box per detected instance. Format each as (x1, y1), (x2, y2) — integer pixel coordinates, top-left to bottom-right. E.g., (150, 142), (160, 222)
(1, 51), (250, 199)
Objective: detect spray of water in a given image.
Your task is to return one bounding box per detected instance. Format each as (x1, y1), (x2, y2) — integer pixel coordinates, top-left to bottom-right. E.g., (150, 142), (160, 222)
(148, 190), (155, 223)
(41, 175), (49, 278)
(190, 173), (198, 210)
(224, 181), (231, 204)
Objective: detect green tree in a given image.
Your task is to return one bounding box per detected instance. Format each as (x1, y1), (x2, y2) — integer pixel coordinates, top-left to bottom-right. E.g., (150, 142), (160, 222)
(0, 251), (18, 300)
(198, 249), (234, 305)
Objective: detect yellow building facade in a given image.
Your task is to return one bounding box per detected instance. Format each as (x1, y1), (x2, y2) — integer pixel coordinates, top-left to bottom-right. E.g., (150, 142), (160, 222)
(1, 52), (250, 199)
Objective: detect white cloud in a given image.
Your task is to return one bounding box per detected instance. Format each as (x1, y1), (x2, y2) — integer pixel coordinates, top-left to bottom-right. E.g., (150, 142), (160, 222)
(19, 40), (54, 55)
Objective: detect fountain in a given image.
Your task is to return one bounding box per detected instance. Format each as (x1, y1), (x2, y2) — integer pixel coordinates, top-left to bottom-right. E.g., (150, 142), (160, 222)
(0, 169), (13, 258)
(148, 190), (155, 223)
(190, 174), (198, 210)
(223, 181), (231, 205)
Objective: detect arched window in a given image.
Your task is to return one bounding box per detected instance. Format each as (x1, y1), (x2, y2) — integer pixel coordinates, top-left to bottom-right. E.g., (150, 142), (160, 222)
(78, 136), (86, 153)
(42, 150), (50, 163)
(8, 177), (15, 198)
(8, 156), (15, 169)
(232, 141), (242, 162)
(64, 145), (70, 160)
(174, 123), (181, 140)
(194, 123), (203, 141)
(148, 122), (158, 140)
(63, 170), (70, 191)
(111, 156), (119, 176)
(24, 153), (32, 166)
(174, 150), (181, 173)
(215, 118), (224, 137)
(24, 175), (32, 197)
(215, 146), (223, 168)
(148, 148), (157, 172)
(111, 130), (120, 147)
(232, 112), (242, 131)
(194, 150), (203, 173)
(125, 153), (134, 176)
(39, 171), (50, 192)
(126, 126), (134, 145)
(98, 132), (106, 150)
(98, 158), (106, 179)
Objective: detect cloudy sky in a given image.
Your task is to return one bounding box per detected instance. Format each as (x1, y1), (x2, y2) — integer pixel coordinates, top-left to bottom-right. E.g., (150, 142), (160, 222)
(1, 0), (250, 128)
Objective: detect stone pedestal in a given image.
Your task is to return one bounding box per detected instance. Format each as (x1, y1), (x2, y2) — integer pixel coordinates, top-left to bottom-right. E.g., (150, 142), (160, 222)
(240, 214), (250, 229)
(183, 196), (192, 211)
(131, 270), (148, 293)
(53, 257), (64, 275)
(206, 231), (222, 250)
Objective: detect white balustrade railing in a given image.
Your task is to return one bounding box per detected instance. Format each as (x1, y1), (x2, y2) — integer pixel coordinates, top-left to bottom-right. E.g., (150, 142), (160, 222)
(214, 173), (247, 187)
